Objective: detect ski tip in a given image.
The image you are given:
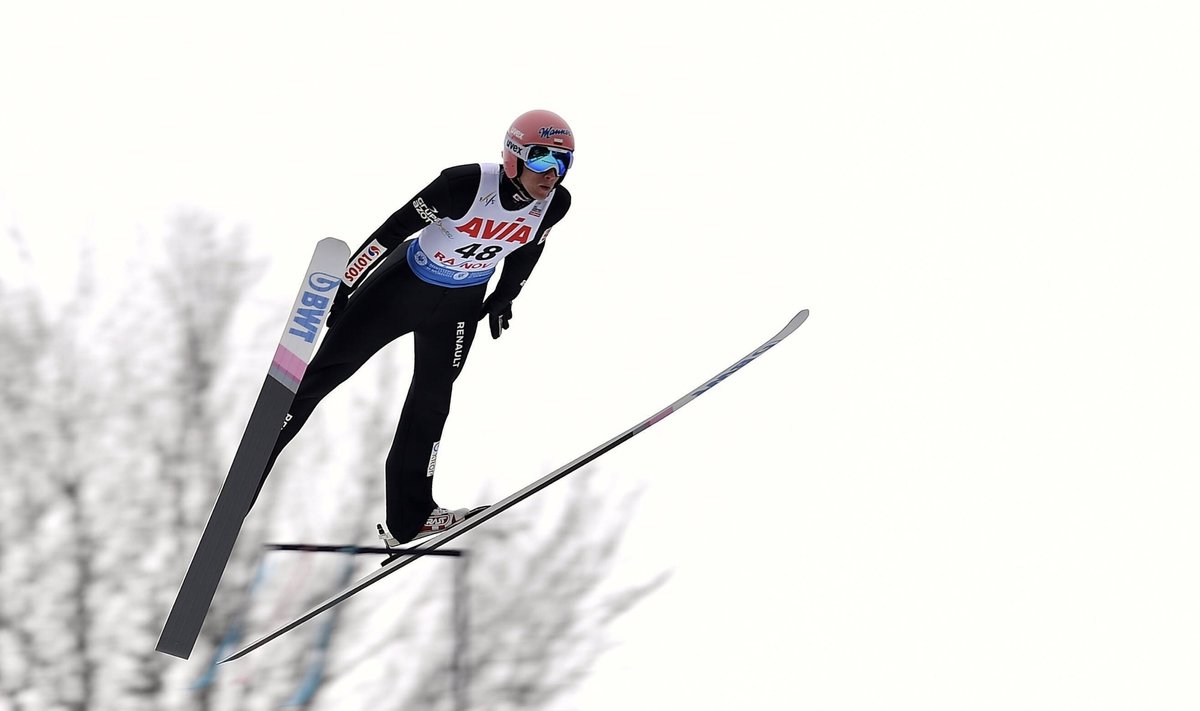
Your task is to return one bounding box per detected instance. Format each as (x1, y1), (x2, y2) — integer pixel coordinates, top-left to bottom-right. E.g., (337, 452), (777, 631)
(316, 236), (352, 253)
(786, 309), (809, 330)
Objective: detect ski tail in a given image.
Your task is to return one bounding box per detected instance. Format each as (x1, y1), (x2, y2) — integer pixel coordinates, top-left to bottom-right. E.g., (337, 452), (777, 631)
(156, 238), (351, 660)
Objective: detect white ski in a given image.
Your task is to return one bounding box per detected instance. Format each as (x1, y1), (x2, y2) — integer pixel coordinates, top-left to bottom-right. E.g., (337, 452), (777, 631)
(220, 308), (810, 663)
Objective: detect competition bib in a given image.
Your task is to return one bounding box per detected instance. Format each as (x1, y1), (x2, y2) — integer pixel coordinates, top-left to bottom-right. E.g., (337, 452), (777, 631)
(407, 163), (554, 288)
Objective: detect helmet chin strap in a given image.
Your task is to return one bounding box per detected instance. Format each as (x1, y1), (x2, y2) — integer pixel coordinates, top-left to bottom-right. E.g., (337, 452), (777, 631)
(503, 164), (534, 203)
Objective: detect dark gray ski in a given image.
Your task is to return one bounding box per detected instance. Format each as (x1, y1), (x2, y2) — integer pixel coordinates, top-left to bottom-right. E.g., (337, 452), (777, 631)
(221, 308), (810, 663)
(157, 238), (350, 659)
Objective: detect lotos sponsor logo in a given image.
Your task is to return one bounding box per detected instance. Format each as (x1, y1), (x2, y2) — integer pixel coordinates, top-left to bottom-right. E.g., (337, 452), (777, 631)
(344, 240), (385, 286)
(289, 271), (342, 344)
(455, 217), (532, 244)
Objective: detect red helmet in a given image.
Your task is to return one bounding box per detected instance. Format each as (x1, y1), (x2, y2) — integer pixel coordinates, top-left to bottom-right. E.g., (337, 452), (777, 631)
(502, 109), (575, 180)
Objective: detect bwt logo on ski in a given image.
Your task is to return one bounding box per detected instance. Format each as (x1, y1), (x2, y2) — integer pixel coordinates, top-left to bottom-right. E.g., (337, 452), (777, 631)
(308, 272), (341, 292)
(288, 272), (341, 344)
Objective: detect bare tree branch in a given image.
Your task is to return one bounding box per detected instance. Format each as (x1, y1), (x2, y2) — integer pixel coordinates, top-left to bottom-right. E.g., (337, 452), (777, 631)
(0, 239), (56, 711)
(394, 468), (669, 711)
(1, 221), (667, 711)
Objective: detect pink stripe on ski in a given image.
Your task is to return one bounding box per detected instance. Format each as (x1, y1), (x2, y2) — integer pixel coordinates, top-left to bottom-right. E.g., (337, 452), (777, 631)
(269, 345), (307, 390)
(644, 406), (675, 428)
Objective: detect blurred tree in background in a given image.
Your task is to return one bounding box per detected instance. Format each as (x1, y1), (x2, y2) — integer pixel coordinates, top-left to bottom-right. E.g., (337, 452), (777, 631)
(0, 218), (664, 711)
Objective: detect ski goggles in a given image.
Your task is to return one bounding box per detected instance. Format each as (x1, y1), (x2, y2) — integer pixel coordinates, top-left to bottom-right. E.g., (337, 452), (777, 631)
(519, 144), (573, 176)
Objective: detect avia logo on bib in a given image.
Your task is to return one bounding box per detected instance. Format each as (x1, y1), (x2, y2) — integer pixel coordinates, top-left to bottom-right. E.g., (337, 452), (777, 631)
(455, 217), (532, 245)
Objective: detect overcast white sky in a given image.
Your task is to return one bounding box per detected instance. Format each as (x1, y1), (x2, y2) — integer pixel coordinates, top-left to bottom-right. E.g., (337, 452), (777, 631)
(3, 1), (1199, 709)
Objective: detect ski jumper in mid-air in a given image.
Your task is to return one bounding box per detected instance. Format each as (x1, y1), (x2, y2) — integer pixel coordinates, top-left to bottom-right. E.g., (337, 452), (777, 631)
(250, 109), (575, 544)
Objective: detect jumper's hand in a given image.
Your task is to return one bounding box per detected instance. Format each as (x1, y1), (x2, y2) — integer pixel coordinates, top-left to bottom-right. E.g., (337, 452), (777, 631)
(326, 288), (349, 329)
(479, 295), (513, 339)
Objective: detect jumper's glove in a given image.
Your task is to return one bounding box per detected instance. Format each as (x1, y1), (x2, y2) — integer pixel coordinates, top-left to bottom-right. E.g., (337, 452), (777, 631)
(326, 287), (350, 329)
(479, 294), (513, 339)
